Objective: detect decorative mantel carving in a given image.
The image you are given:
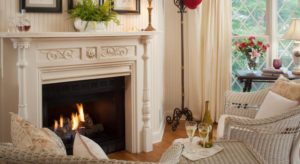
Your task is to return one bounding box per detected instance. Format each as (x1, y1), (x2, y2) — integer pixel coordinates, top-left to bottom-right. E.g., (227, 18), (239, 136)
(45, 49), (74, 61)
(101, 46), (129, 57)
(1, 32), (156, 153)
(86, 47), (97, 59)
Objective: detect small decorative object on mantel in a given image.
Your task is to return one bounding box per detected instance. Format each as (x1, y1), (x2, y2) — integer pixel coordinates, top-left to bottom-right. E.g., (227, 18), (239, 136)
(235, 36), (270, 73)
(166, 0), (203, 131)
(68, 0), (120, 32)
(144, 0), (155, 31)
(16, 9), (31, 32)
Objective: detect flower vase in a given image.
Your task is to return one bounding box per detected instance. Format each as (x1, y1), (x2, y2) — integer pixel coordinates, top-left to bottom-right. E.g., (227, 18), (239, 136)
(246, 57), (259, 73)
(74, 18), (106, 32)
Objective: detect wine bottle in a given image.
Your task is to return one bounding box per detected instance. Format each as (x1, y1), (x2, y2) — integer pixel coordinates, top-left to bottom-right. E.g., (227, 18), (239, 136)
(202, 101), (213, 148)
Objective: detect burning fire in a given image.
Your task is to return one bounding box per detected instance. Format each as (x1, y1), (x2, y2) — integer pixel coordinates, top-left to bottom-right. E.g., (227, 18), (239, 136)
(54, 103), (85, 131)
(76, 103), (85, 122)
(71, 113), (79, 130)
(59, 115), (64, 128)
(54, 120), (59, 130)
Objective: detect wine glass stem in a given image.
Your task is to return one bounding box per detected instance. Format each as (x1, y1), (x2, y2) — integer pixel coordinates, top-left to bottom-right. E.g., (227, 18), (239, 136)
(189, 137), (193, 143)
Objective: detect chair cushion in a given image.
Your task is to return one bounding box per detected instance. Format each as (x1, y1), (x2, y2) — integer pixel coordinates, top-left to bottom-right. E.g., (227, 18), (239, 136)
(271, 75), (300, 101)
(255, 91), (298, 119)
(73, 132), (108, 160)
(10, 112), (66, 155)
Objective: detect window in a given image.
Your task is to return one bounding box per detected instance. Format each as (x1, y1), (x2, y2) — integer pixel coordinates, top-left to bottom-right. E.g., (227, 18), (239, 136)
(231, 0), (300, 92)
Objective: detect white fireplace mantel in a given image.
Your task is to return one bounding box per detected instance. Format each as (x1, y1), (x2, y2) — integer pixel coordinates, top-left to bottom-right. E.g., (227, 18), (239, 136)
(0, 32), (157, 153)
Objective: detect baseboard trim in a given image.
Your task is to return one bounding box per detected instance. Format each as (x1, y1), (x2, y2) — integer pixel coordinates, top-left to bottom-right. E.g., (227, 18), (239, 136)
(152, 119), (165, 144)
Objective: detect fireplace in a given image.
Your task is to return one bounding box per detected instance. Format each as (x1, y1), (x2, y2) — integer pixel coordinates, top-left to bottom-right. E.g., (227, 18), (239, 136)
(42, 77), (125, 155)
(2, 33), (155, 153)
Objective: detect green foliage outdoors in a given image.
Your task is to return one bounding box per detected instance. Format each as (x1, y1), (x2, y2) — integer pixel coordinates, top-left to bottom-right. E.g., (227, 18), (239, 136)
(68, 0), (120, 26)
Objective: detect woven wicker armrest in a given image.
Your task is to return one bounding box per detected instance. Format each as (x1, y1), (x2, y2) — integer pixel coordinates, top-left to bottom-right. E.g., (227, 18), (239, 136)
(224, 108), (258, 118)
(0, 144), (156, 164)
(225, 88), (269, 105)
(224, 89), (269, 118)
(0, 143), (13, 148)
(224, 106), (300, 129)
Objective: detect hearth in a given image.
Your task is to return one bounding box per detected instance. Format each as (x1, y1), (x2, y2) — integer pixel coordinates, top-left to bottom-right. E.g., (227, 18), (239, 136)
(42, 77), (125, 155)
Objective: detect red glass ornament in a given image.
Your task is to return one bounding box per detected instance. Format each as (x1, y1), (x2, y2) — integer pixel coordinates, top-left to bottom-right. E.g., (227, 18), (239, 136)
(184, 0), (203, 9)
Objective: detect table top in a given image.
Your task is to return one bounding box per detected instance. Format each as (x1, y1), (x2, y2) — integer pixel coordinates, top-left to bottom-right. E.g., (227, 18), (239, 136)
(179, 141), (260, 164)
(236, 70), (300, 81)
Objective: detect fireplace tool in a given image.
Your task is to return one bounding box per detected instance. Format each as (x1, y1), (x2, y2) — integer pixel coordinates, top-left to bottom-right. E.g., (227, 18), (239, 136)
(166, 0), (194, 131)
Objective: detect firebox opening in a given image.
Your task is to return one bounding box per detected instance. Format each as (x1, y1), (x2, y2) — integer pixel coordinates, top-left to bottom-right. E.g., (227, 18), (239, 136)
(42, 77), (125, 155)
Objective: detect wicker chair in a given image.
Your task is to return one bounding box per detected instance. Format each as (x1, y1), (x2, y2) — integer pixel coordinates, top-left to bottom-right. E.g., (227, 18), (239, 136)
(219, 79), (300, 164)
(0, 142), (183, 164)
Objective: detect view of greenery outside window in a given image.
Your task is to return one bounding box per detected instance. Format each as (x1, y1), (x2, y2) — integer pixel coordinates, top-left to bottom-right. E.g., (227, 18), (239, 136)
(231, 0), (300, 92)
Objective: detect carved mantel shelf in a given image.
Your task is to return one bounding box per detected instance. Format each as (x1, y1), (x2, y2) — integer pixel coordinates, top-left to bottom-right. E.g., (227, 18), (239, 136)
(0, 31), (156, 39)
(0, 32), (157, 153)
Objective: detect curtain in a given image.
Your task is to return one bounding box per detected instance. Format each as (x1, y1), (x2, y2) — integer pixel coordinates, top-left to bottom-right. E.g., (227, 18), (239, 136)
(187, 0), (232, 122)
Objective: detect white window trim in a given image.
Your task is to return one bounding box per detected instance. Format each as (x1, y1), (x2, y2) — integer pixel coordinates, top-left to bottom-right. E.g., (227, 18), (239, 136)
(266, 0), (278, 65)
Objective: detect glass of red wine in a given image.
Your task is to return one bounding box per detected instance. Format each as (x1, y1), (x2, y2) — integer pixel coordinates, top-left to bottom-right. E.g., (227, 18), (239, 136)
(273, 59), (282, 69)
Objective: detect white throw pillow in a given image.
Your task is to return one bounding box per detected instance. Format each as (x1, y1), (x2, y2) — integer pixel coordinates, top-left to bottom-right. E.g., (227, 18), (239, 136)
(255, 91), (299, 119)
(10, 112), (66, 155)
(73, 132), (108, 160)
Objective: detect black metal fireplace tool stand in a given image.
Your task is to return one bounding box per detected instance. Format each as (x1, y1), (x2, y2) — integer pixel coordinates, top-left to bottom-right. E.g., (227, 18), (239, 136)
(166, 0), (193, 131)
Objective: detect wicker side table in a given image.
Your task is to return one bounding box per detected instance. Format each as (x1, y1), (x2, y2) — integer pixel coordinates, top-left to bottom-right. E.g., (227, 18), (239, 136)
(179, 141), (261, 164)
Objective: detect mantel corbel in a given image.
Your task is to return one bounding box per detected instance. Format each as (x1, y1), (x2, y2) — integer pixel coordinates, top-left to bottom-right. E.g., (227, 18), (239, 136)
(11, 38), (31, 119)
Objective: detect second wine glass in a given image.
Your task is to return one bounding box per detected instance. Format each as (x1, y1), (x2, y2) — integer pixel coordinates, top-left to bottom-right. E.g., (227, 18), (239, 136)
(185, 121), (197, 143)
(198, 123), (212, 148)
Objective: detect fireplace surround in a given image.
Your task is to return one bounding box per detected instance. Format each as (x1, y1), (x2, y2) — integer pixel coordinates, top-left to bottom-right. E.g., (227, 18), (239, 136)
(0, 32), (156, 153)
(43, 77), (125, 154)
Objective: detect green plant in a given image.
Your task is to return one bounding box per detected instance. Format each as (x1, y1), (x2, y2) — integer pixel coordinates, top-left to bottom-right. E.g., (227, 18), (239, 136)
(68, 0), (120, 26)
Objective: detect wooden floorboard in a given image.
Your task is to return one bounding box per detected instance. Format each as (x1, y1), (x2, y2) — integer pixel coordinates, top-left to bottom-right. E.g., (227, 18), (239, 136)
(108, 121), (217, 162)
(107, 121), (186, 162)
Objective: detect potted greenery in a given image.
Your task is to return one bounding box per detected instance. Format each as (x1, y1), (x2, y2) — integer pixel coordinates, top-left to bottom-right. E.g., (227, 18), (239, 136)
(68, 0), (120, 32)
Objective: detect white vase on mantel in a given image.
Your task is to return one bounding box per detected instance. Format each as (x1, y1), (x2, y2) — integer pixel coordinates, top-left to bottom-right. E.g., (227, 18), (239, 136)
(74, 18), (106, 32)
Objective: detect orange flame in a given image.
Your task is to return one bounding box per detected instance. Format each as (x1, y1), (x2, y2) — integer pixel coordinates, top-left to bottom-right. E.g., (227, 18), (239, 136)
(59, 115), (64, 128)
(71, 113), (79, 130)
(54, 120), (59, 131)
(76, 103), (85, 122)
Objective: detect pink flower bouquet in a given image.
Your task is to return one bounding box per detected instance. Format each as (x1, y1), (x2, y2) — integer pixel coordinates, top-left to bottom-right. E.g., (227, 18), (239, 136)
(235, 36), (270, 70)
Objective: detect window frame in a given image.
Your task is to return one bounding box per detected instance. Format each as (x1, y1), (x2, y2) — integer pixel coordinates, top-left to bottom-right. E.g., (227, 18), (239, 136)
(230, 0), (297, 91)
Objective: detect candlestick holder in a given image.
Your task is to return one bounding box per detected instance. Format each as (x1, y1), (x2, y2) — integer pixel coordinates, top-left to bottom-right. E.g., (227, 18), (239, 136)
(144, 0), (155, 31)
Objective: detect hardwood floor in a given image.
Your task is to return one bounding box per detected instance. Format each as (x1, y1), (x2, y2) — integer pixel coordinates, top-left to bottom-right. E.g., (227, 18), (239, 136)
(107, 121), (187, 162)
(108, 121), (217, 162)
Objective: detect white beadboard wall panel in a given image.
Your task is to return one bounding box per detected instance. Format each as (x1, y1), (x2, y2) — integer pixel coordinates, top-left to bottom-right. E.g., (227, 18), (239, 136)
(164, 0), (182, 116)
(151, 0), (165, 135)
(0, 0), (167, 143)
(0, 0), (151, 32)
